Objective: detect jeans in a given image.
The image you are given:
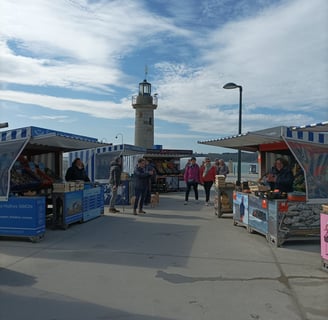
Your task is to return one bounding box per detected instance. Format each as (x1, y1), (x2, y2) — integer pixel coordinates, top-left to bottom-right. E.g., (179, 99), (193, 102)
(203, 181), (213, 202)
(109, 186), (118, 209)
(185, 182), (198, 201)
(134, 188), (146, 210)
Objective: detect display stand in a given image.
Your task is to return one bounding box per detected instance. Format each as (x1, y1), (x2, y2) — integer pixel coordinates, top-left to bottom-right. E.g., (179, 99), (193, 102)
(247, 194), (269, 237)
(0, 196), (46, 242)
(267, 200), (321, 247)
(52, 191), (83, 229)
(214, 184), (235, 218)
(83, 186), (104, 222)
(233, 191), (321, 246)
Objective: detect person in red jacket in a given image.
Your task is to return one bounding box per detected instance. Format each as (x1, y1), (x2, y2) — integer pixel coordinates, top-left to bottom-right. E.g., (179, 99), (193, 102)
(199, 157), (216, 206)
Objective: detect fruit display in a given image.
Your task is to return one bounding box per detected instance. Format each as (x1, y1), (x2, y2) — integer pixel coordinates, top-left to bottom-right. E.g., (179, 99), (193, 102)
(10, 156), (53, 193)
(10, 168), (41, 193)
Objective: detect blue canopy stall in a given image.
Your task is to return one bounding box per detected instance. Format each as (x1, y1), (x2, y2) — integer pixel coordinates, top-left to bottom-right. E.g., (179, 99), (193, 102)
(198, 122), (328, 249)
(0, 126), (108, 240)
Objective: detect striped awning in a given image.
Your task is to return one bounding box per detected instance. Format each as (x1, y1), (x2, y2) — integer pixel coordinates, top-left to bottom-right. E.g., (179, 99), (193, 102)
(198, 122), (328, 151)
(290, 121), (328, 132)
(1, 126), (108, 154)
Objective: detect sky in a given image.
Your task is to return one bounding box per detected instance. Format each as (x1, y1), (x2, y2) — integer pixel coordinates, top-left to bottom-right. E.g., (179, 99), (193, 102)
(1, 0), (327, 154)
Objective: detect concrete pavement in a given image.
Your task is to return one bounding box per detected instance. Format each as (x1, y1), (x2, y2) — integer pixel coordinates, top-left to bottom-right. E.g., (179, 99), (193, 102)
(1, 190), (328, 320)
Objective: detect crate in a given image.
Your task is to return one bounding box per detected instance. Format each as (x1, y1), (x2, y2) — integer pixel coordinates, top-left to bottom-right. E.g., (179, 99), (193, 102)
(75, 181), (84, 190)
(215, 175), (226, 188)
(52, 183), (76, 193)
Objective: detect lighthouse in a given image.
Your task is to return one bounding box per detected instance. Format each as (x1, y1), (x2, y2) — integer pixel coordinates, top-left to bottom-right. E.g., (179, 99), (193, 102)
(132, 78), (158, 148)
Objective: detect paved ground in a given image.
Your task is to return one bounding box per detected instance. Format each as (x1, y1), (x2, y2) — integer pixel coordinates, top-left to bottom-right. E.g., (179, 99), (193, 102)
(1, 190), (328, 320)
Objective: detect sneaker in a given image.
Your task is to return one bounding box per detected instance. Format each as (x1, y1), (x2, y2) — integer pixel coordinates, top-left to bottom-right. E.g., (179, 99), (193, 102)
(139, 210), (146, 214)
(109, 208), (118, 213)
(184, 201), (188, 205)
(205, 202), (209, 206)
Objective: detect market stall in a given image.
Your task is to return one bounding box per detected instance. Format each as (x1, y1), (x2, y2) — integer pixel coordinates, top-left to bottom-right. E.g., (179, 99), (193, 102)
(0, 126), (108, 240)
(199, 122), (328, 247)
(143, 148), (193, 192)
(67, 144), (146, 206)
(68, 146), (193, 207)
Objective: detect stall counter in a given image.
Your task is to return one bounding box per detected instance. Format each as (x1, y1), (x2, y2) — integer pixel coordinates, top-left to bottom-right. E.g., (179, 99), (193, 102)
(233, 191), (321, 246)
(0, 196), (45, 242)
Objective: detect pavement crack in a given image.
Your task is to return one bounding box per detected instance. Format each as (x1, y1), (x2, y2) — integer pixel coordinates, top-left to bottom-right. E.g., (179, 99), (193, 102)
(155, 270), (328, 285)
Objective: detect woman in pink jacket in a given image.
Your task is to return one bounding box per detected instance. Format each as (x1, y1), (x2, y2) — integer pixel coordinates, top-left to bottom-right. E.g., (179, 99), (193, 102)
(199, 157), (216, 206)
(184, 157), (200, 204)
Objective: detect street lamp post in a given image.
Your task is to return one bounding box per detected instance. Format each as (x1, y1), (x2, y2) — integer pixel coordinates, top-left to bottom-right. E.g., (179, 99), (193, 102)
(115, 133), (124, 154)
(223, 82), (243, 187)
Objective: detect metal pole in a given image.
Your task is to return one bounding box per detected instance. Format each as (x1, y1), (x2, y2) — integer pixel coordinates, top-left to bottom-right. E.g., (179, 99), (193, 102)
(237, 86), (243, 186)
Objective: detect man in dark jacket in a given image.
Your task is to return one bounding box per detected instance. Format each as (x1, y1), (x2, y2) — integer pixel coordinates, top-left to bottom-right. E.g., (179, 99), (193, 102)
(108, 156), (122, 213)
(65, 158), (90, 182)
(133, 158), (154, 215)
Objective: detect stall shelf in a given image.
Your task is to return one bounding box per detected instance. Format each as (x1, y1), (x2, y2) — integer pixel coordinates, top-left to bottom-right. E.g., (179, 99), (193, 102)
(52, 190), (83, 229)
(214, 183), (235, 218)
(0, 196), (45, 242)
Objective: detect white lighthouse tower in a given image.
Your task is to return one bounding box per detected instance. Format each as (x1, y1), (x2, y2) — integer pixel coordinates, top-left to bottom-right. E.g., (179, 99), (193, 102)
(132, 76), (158, 148)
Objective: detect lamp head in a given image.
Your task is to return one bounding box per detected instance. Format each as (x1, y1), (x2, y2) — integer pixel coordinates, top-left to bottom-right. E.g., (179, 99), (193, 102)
(223, 82), (239, 89)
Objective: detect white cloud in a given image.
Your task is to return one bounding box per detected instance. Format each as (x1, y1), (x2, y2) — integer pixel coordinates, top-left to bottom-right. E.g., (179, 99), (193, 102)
(0, 0), (327, 150)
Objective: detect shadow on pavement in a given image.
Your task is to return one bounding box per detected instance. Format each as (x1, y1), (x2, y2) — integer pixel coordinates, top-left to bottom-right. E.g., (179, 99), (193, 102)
(0, 290), (173, 320)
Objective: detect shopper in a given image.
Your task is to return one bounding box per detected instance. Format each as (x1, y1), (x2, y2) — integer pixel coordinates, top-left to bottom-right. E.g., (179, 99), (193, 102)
(183, 157), (200, 205)
(133, 158), (154, 215)
(108, 156), (122, 213)
(215, 159), (229, 177)
(266, 157), (294, 193)
(65, 158), (90, 182)
(199, 157), (216, 206)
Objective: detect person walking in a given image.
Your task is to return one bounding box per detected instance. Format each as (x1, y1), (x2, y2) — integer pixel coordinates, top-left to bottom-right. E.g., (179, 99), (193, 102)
(183, 157), (200, 205)
(133, 158), (154, 215)
(215, 159), (229, 177)
(108, 156), (122, 213)
(199, 157), (216, 206)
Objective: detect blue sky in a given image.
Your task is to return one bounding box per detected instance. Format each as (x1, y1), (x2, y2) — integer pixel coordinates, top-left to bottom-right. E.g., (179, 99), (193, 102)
(1, 0), (327, 154)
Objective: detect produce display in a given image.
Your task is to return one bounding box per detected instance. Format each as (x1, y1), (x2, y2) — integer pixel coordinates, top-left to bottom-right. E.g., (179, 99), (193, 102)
(280, 202), (321, 230)
(10, 168), (41, 193)
(153, 160), (180, 175)
(10, 156), (53, 193)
